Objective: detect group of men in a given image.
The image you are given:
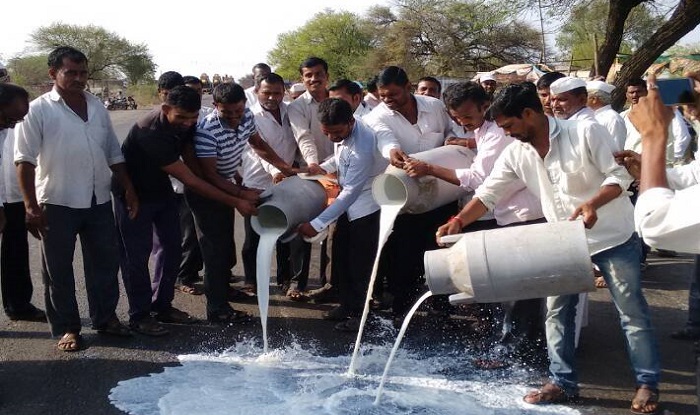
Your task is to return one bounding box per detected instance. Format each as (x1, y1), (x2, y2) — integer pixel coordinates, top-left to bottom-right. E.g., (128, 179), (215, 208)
(1, 44), (699, 415)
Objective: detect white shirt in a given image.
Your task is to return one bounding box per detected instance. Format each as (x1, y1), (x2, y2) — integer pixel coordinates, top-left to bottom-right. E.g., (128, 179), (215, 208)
(450, 120), (476, 139)
(310, 118), (388, 231)
(635, 161), (700, 254)
(244, 86), (258, 108)
(364, 94), (453, 159)
(622, 108), (691, 164)
(354, 102), (372, 119)
(593, 105), (627, 152)
(454, 120), (543, 226)
(1, 129), (22, 203)
(288, 90), (334, 165)
(476, 117), (635, 255)
(363, 93), (380, 110)
(566, 106), (597, 123)
(14, 88), (124, 209)
(243, 102), (299, 191)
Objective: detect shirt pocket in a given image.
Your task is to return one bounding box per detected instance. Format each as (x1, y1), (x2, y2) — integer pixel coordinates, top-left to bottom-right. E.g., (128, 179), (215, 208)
(559, 168), (590, 196)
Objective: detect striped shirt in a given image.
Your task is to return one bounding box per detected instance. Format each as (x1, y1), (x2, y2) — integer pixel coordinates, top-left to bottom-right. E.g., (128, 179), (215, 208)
(194, 108), (257, 178)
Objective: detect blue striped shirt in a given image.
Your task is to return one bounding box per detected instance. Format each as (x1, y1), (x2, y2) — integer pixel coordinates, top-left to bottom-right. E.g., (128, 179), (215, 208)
(194, 108), (257, 178)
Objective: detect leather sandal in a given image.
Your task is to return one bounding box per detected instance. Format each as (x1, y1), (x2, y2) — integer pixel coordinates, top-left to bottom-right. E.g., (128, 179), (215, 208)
(523, 382), (578, 405)
(630, 385), (659, 414)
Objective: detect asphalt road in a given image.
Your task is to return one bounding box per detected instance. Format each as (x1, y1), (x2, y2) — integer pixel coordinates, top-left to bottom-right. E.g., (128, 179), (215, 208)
(0, 103), (697, 415)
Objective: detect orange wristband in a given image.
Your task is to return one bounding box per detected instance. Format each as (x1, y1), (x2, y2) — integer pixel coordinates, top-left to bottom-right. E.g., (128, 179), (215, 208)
(449, 215), (464, 228)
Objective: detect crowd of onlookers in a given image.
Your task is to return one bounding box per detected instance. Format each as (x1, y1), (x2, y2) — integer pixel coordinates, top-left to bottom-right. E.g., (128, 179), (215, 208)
(1, 45), (699, 414)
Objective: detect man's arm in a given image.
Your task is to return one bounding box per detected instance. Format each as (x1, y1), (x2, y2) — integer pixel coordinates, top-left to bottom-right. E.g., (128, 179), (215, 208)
(288, 100), (321, 171)
(16, 162), (47, 239)
(196, 157), (259, 202)
(164, 160), (257, 216)
(110, 163), (139, 219)
(403, 159), (460, 185)
(569, 184), (622, 229)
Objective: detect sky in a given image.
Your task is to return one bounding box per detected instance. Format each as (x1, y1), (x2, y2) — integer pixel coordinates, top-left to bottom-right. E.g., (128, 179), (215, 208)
(2, 0), (699, 80)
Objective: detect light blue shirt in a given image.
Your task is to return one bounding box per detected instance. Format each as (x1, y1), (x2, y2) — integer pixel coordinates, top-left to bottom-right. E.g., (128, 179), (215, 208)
(310, 118), (388, 231)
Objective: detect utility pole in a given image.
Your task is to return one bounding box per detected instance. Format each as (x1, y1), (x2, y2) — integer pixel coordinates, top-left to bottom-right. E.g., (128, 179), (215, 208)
(538, 0), (547, 63)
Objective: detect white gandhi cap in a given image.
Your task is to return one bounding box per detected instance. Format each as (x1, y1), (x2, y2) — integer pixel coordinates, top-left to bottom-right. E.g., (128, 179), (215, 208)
(289, 83), (305, 93)
(480, 73), (496, 83)
(549, 76), (587, 95)
(586, 80), (615, 94)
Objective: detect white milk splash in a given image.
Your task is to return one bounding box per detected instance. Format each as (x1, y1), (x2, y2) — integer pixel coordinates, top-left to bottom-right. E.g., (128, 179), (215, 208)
(109, 338), (581, 415)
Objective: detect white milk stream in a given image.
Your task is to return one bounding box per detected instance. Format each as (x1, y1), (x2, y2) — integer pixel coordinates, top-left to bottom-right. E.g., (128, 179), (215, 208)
(347, 203), (403, 376)
(374, 290), (433, 404)
(256, 228), (286, 353)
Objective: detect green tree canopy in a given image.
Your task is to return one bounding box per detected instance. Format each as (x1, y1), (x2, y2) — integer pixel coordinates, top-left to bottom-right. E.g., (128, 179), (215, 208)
(367, 0), (543, 78)
(268, 10), (374, 81)
(7, 54), (49, 86)
(30, 23), (156, 84)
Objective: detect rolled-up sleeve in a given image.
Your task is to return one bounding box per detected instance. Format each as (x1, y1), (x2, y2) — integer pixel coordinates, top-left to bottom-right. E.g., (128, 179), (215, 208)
(288, 101), (318, 165)
(105, 118), (125, 165)
(365, 117), (399, 159)
(474, 149), (520, 211)
(454, 130), (503, 191)
(635, 186), (700, 254)
(14, 104), (42, 166)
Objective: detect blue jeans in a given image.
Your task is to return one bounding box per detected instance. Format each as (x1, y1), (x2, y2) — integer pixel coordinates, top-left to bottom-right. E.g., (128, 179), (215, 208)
(545, 233), (660, 396)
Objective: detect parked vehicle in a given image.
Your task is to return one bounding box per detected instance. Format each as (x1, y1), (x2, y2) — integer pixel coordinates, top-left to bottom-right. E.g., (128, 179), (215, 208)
(104, 96), (137, 110)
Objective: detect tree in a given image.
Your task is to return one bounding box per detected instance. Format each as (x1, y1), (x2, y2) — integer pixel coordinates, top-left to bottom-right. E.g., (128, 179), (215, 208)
(556, 0), (664, 70)
(267, 10), (375, 80)
(367, 0), (543, 78)
(7, 54), (49, 86)
(30, 23), (156, 84)
(611, 0), (700, 108)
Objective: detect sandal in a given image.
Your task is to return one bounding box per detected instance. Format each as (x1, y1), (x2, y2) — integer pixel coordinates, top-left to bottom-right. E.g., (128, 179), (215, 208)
(523, 382), (578, 405)
(175, 283), (202, 296)
(129, 316), (170, 337)
(286, 288), (309, 302)
(630, 385), (659, 414)
(207, 308), (251, 324)
(96, 317), (132, 337)
(57, 332), (82, 352)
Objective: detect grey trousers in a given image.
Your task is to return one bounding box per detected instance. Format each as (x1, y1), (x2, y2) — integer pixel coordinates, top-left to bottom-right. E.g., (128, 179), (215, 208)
(41, 202), (120, 337)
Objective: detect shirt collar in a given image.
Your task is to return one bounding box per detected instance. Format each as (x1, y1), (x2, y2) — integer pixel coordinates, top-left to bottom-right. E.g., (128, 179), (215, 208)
(595, 105), (612, 114)
(251, 100), (287, 120)
(49, 87), (88, 103)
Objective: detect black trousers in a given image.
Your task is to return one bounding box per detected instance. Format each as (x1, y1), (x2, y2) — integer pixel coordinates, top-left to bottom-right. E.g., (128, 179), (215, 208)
(332, 211), (380, 315)
(241, 215), (311, 289)
(175, 194), (203, 285)
(185, 191), (236, 316)
(1, 202), (34, 315)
